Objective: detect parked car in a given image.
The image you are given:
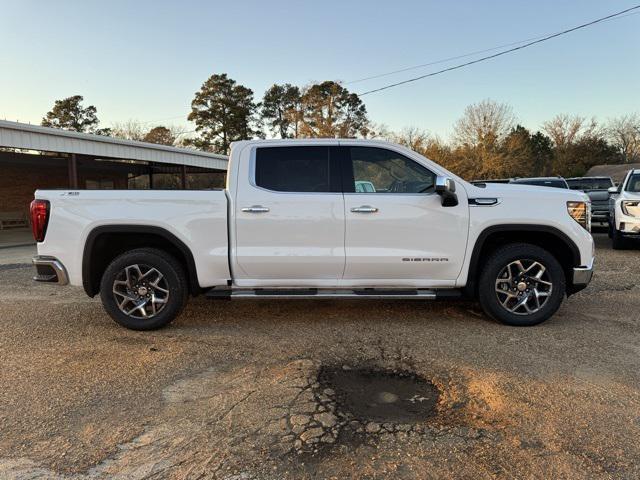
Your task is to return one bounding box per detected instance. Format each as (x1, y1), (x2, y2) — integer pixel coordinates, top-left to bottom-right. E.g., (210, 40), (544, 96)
(566, 176), (614, 228)
(608, 169), (640, 249)
(30, 139), (594, 330)
(509, 177), (570, 189)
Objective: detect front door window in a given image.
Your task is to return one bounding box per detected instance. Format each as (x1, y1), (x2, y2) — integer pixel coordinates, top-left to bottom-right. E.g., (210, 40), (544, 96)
(349, 147), (435, 194)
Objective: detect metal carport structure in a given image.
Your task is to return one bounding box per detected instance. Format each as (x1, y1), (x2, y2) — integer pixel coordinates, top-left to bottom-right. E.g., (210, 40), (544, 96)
(0, 120), (228, 227)
(0, 120), (227, 187)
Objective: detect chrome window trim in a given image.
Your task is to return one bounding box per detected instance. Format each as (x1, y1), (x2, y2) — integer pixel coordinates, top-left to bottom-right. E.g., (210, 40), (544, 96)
(247, 145), (439, 197)
(343, 192), (437, 197)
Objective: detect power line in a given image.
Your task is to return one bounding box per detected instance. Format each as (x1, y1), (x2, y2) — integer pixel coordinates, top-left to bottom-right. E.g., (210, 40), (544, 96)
(358, 5), (640, 96)
(346, 10), (640, 86)
(347, 36), (549, 85)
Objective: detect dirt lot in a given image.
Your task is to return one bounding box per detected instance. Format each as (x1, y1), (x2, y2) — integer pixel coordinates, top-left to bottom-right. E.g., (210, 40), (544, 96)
(0, 234), (639, 479)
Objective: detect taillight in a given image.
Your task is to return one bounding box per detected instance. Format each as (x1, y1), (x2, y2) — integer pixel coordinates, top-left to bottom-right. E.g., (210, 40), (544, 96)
(30, 199), (50, 242)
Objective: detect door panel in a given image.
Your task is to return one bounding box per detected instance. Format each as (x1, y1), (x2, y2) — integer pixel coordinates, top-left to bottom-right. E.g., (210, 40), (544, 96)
(342, 146), (469, 284)
(234, 146), (345, 283)
(344, 193), (468, 281)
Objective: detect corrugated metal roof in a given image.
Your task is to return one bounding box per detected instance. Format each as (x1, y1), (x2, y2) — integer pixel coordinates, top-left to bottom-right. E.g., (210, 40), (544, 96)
(0, 120), (228, 170)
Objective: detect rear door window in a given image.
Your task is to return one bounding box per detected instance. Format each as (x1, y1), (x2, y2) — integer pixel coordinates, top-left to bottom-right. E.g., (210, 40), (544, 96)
(255, 146), (340, 193)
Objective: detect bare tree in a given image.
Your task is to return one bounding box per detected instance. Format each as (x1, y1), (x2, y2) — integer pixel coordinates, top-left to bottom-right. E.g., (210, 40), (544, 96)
(362, 122), (392, 140)
(453, 99), (516, 147)
(165, 125), (190, 145)
(392, 126), (431, 152)
(542, 114), (599, 147)
(607, 114), (640, 163)
(110, 120), (147, 141)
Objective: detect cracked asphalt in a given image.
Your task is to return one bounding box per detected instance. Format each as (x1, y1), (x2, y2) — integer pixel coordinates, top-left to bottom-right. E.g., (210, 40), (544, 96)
(0, 233), (639, 479)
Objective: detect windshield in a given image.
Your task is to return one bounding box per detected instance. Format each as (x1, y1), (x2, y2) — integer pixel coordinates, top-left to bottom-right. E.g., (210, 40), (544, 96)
(567, 178), (614, 191)
(513, 179), (568, 189)
(626, 174), (640, 192)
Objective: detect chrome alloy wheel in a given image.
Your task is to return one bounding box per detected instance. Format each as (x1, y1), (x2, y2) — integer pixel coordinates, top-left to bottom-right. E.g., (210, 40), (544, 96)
(494, 259), (553, 315)
(112, 264), (169, 319)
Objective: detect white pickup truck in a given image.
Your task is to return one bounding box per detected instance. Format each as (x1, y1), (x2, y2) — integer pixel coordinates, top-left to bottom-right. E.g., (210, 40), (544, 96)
(608, 168), (640, 249)
(31, 139), (594, 330)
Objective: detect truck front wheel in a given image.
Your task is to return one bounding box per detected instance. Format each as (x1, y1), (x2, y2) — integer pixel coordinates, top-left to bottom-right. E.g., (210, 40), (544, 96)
(478, 243), (565, 326)
(611, 227), (629, 250)
(99, 248), (188, 330)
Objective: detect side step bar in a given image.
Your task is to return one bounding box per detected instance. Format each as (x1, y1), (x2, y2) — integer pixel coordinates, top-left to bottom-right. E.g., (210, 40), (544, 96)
(206, 288), (462, 300)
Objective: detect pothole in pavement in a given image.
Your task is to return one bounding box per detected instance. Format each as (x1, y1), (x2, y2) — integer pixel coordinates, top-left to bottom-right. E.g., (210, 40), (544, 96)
(286, 365), (443, 455)
(318, 366), (439, 424)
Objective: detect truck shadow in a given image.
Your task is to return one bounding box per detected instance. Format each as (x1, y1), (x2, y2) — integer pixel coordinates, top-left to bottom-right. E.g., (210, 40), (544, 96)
(181, 296), (493, 329)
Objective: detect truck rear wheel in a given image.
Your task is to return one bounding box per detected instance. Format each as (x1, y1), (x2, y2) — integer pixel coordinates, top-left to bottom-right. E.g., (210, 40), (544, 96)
(478, 243), (565, 327)
(99, 248), (188, 330)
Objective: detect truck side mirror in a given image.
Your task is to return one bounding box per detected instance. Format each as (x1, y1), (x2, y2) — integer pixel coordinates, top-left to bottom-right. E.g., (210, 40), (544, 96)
(608, 186), (618, 194)
(435, 176), (458, 207)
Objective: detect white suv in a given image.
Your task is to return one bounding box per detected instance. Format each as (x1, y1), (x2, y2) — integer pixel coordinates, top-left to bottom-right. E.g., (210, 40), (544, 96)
(609, 169), (640, 249)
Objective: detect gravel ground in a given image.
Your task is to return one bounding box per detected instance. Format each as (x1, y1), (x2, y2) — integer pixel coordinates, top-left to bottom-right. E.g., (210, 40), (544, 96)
(0, 234), (639, 479)
(0, 245), (34, 265)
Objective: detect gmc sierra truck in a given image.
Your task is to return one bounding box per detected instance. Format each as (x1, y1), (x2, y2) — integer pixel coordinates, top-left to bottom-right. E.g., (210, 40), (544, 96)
(30, 139), (595, 330)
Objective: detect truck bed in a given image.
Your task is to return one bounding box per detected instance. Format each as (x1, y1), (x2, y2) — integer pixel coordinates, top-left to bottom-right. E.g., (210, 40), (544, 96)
(34, 189), (231, 289)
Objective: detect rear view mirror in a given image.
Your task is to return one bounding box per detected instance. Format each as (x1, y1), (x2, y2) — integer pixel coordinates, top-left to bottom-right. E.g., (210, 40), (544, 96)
(608, 186), (618, 194)
(435, 176), (458, 207)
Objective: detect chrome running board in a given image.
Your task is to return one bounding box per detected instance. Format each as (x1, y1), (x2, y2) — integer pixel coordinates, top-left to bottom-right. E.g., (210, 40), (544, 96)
(206, 288), (461, 300)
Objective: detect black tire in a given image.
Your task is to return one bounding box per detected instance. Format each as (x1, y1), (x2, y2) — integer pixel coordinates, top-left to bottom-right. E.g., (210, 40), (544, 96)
(611, 226), (628, 250)
(478, 243), (566, 327)
(100, 248), (188, 330)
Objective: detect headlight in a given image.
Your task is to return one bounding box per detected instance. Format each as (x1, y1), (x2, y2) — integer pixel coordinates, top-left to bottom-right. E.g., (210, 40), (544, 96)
(567, 201), (590, 231)
(621, 201), (640, 216)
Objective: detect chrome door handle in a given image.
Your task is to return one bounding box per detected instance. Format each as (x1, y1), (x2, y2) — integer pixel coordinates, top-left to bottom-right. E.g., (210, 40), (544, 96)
(351, 205), (378, 213)
(241, 205), (270, 213)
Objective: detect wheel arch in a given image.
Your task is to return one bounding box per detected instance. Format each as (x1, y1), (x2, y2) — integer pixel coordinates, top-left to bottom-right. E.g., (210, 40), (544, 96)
(465, 224), (582, 298)
(82, 225), (201, 297)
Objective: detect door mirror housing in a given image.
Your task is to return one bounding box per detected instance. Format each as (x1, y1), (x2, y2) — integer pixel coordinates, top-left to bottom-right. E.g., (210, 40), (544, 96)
(608, 186), (618, 194)
(435, 176), (458, 207)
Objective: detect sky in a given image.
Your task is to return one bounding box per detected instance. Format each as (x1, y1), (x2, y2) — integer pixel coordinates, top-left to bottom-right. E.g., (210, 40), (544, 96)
(1, 0), (639, 140)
